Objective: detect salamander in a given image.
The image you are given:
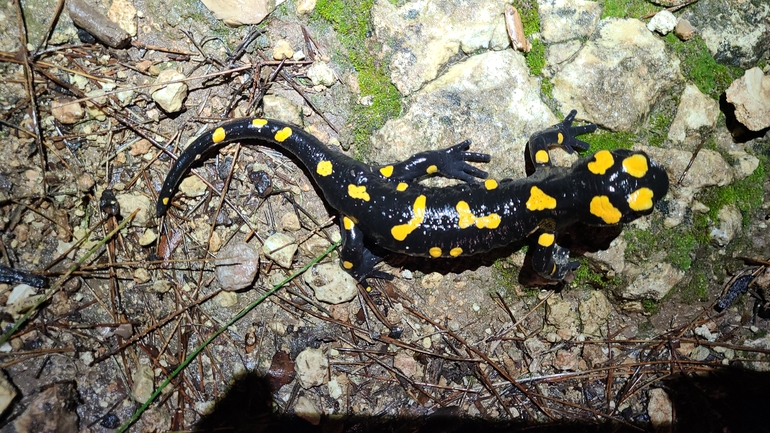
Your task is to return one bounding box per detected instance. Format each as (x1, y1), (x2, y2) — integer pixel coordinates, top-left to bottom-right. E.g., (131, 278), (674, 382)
(156, 110), (669, 286)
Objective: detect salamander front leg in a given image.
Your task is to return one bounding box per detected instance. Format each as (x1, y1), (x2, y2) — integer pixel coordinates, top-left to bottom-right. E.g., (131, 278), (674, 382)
(377, 140), (491, 183)
(531, 231), (579, 281)
(339, 216), (393, 288)
(527, 110), (597, 171)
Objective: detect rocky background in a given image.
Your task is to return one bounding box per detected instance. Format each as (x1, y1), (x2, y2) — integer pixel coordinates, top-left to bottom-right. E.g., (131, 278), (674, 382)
(0, 0), (768, 431)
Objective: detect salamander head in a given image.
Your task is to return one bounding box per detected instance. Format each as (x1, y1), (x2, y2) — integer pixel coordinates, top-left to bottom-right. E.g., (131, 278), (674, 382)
(577, 149), (669, 225)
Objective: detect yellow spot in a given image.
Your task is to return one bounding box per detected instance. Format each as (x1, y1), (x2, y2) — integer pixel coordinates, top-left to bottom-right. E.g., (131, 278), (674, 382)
(456, 201), (501, 229)
(212, 127), (226, 143)
(343, 261), (354, 269)
(343, 216), (355, 230)
(391, 195), (427, 241)
(557, 132), (564, 144)
(316, 160), (333, 177)
(429, 247), (442, 258)
(590, 195), (622, 224)
(162, 197), (169, 205)
(484, 179), (498, 190)
(347, 184), (370, 201)
(366, 286), (372, 292)
(526, 186), (557, 211)
(587, 150), (614, 175)
(538, 233), (555, 247)
(275, 127), (292, 142)
(627, 187), (654, 211)
(251, 118), (268, 128)
(396, 182), (408, 192)
(535, 150), (550, 164)
(380, 165), (394, 177)
(449, 247), (463, 257)
(426, 165), (438, 174)
(622, 154), (648, 178)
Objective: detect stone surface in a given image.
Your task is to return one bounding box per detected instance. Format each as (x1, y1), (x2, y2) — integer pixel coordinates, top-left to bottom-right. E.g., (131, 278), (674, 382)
(262, 233), (297, 268)
(618, 262), (685, 301)
(710, 204), (742, 247)
(115, 192), (154, 226)
(667, 83), (720, 150)
(371, 0), (510, 95)
(14, 382), (79, 433)
(648, 388), (673, 432)
(303, 261), (358, 304)
(307, 61), (336, 87)
(552, 18), (681, 132)
(579, 291), (612, 337)
(132, 364), (155, 403)
(200, 0), (284, 26)
(646, 10), (677, 35)
(371, 50), (561, 181)
(295, 348), (328, 388)
(726, 67), (770, 131)
(0, 370), (16, 416)
(150, 69), (188, 113)
(51, 97), (84, 124)
(538, 0), (601, 43)
(674, 18), (695, 41)
(215, 242), (260, 290)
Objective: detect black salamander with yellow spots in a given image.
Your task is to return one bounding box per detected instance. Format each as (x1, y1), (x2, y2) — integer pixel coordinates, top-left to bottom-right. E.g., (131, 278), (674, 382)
(157, 111), (669, 285)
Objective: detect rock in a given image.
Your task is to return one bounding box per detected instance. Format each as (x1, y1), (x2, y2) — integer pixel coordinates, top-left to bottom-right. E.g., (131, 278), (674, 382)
(667, 83), (720, 150)
(133, 268), (151, 284)
(682, 0), (770, 68)
(107, 0), (137, 37)
(710, 204), (742, 247)
(646, 10), (677, 35)
(295, 348), (328, 388)
(552, 18), (681, 132)
(674, 18), (695, 41)
(295, 395), (321, 425)
(200, 0), (284, 26)
(327, 375), (348, 400)
(76, 173), (95, 192)
(152, 280), (172, 293)
(179, 175), (207, 198)
(538, 0), (601, 43)
(690, 345), (710, 361)
(648, 388), (673, 432)
(725, 67), (770, 131)
(262, 94), (303, 126)
(303, 261), (358, 304)
(393, 352), (420, 379)
(585, 236), (626, 275)
(0, 370), (17, 415)
(729, 151), (760, 180)
(582, 344), (608, 368)
(307, 61), (336, 87)
(371, 0), (510, 95)
(150, 69), (188, 113)
(14, 382), (79, 433)
(371, 50), (559, 181)
(545, 40), (583, 71)
(138, 228), (157, 246)
(272, 39), (294, 60)
(51, 97), (84, 124)
(262, 233), (297, 268)
(579, 291), (612, 337)
(215, 290), (238, 307)
(553, 347), (581, 371)
(619, 262), (685, 301)
(215, 242), (260, 290)
(131, 364), (154, 403)
(546, 296), (578, 337)
(296, 0), (316, 14)
(115, 192), (154, 226)
(281, 212), (301, 231)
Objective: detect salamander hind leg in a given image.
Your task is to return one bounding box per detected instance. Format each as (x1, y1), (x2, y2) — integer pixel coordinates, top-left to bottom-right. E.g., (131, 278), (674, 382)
(339, 216), (393, 288)
(377, 140), (491, 183)
(527, 109), (597, 171)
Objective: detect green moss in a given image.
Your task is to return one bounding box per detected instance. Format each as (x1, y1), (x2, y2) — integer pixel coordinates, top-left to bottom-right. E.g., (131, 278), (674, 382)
(314, 0), (401, 154)
(642, 299), (660, 315)
(680, 272), (709, 303)
(582, 130), (636, 152)
(526, 39), (546, 76)
(702, 160), (766, 226)
(625, 226), (696, 271)
(666, 34), (744, 100)
(600, 0), (658, 19)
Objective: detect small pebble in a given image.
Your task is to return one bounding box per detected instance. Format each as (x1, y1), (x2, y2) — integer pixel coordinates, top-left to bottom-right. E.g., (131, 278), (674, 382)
(295, 348), (328, 388)
(272, 40), (294, 60)
(262, 233), (297, 268)
(215, 242), (260, 290)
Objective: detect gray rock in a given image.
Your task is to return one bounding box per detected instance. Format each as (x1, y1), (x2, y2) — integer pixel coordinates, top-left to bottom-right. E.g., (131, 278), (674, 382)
(726, 67), (770, 131)
(371, 50), (559, 181)
(131, 364), (154, 403)
(216, 242), (260, 290)
(647, 10), (677, 35)
(618, 262), (684, 300)
(682, 0), (770, 67)
(116, 192), (154, 226)
(303, 261), (358, 304)
(150, 69), (188, 113)
(262, 94), (303, 126)
(579, 291), (612, 337)
(552, 18), (682, 131)
(371, 0), (510, 95)
(262, 233), (298, 268)
(0, 370), (16, 416)
(667, 83), (720, 150)
(14, 382), (79, 433)
(710, 204), (742, 247)
(295, 348), (328, 388)
(538, 0), (601, 43)
(647, 388), (673, 431)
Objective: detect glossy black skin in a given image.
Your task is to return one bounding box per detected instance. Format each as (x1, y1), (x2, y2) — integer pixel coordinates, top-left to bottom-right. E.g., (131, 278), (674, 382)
(157, 111), (669, 285)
